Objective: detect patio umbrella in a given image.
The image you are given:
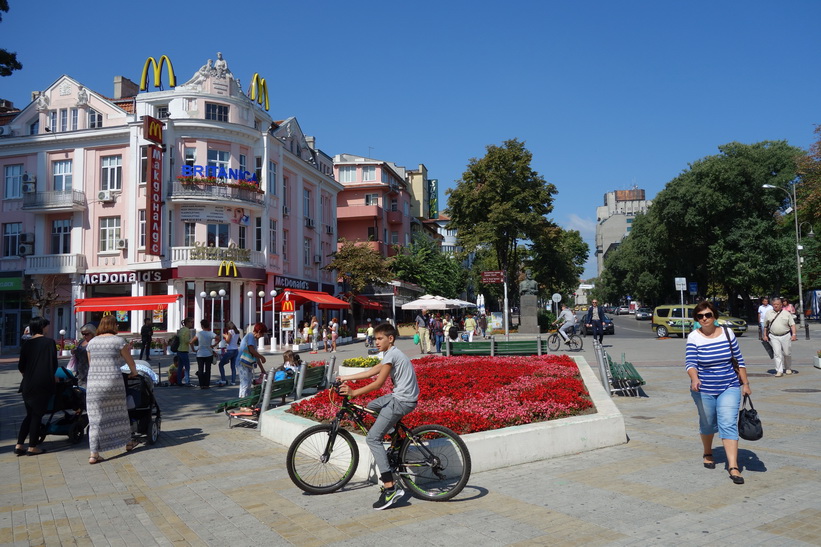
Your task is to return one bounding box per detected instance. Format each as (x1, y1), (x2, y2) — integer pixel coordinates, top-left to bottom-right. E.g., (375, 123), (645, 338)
(401, 294), (455, 310)
(446, 298), (478, 308)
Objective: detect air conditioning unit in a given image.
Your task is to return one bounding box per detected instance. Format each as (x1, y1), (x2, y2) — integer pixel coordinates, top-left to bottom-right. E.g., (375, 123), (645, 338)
(22, 183), (36, 193)
(98, 190), (115, 202)
(116, 238), (128, 250)
(305, 217), (315, 229)
(282, 206), (289, 216)
(324, 224), (333, 234)
(20, 233), (35, 244)
(22, 173), (35, 183)
(313, 254), (322, 263)
(18, 244), (34, 256)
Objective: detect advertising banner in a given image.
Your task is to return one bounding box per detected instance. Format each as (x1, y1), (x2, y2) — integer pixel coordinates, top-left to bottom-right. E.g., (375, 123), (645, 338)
(146, 145), (163, 256)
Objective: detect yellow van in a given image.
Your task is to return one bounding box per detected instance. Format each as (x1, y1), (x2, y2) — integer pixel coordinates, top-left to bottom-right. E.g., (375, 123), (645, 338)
(651, 304), (747, 338)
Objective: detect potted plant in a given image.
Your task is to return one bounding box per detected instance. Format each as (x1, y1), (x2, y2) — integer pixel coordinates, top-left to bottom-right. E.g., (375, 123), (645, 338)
(61, 340), (76, 357)
(339, 356), (380, 376)
(130, 339), (142, 356)
(150, 338), (165, 355)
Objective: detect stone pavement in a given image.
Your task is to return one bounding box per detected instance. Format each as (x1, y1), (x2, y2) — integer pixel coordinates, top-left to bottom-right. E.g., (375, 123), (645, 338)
(1, 330), (820, 546)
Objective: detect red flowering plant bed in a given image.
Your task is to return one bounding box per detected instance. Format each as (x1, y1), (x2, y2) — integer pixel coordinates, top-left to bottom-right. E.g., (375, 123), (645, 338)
(287, 354), (594, 435)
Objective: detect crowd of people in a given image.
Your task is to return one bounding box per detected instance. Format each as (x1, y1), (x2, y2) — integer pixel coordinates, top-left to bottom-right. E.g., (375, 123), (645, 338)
(413, 309), (491, 354)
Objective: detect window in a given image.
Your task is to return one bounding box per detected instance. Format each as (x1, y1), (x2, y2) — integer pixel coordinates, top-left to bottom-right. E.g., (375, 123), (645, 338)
(303, 238), (311, 266)
(362, 166), (376, 181)
(303, 188), (312, 218)
(4, 164), (23, 199)
(52, 219), (71, 254)
(70, 108), (78, 131)
(29, 119), (39, 135)
(207, 224), (229, 248)
(269, 219), (277, 255)
(391, 231), (399, 245)
(156, 105), (169, 118)
(238, 225), (247, 249)
(240, 154), (247, 175)
(365, 193), (379, 206)
(339, 166), (356, 183)
(138, 210), (146, 247)
(139, 146), (148, 184)
(268, 161), (277, 195)
(255, 217), (262, 252)
(184, 147), (196, 168)
(99, 217), (120, 252)
(184, 223), (195, 246)
(88, 109), (102, 129)
(382, 170), (393, 184)
(390, 198), (398, 212)
(59, 109), (68, 132)
(367, 227), (376, 241)
(205, 102), (229, 122)
(282, 176), (289, 206)
(255, 157), (263, 187)
(49, 111), (57, 132)
(282, 229), (288, 261)
(207, 149), (229, 181)
(2, 222), (22, 257)
(101, 155), (122, 191)
(52, 160), (72, 191)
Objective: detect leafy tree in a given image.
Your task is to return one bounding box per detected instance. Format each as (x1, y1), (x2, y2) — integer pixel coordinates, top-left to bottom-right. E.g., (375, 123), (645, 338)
(322, 239), (393, 293)
(447, 139), (558, 291)
(0, 1), (22, 77)
(528, 226), (589, 298)
(796, 124), (821, 228)
(389, 235), (467, 298)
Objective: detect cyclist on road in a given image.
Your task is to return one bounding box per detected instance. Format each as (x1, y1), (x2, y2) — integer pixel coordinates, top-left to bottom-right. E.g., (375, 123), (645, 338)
(338, 322), (419, 510)
(553, 303), (576, 343)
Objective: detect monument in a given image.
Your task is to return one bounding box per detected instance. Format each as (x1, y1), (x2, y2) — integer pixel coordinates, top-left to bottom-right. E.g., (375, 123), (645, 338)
(518, 270), (540, 334)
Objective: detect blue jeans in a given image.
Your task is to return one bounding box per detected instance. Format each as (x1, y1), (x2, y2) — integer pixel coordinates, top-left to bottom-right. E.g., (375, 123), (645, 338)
(176, 351), (191, 385)
(435, 334), (444, 353)
(218, 349), (238, 383)
(691, 386), (741, 440)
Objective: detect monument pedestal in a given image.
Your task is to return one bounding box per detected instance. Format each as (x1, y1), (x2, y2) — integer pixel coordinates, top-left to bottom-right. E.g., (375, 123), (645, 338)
(519, 294), (540, 334)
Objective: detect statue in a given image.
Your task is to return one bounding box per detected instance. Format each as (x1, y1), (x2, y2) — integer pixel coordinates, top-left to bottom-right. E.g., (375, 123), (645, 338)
(520, 270), (538, 296)
(76, 85), (89, 106)
(214, 52), (228, 79)
(35, 92), (49, 111)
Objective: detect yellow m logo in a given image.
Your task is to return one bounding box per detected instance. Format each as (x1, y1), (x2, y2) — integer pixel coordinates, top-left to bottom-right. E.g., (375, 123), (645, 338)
(140, 56), (177, 91)
(217, 261), (238, 277)
(249, 73), (269, 111)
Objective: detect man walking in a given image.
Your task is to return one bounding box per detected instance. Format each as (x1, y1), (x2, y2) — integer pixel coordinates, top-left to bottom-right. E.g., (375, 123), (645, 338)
(415, 309), (431, 354)
(139, 317), (153, 361)
(763, 297), (797, 377)
(585, 299), (605, 344)
(758, 297), (773, 341)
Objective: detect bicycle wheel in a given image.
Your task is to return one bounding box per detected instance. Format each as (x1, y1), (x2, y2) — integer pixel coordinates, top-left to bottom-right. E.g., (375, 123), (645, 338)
(568, 334), (583, 351)
(397, 424), (471, 501)
(547, 334), (560, 352)
(286, 424), (359, 494)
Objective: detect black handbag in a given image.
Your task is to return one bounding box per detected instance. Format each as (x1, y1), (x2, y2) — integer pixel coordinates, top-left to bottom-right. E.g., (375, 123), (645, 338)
(738, 394), (763, 441)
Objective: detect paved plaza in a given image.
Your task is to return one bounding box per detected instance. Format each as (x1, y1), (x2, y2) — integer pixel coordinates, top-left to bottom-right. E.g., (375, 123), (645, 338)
(1, 327), (820, 546)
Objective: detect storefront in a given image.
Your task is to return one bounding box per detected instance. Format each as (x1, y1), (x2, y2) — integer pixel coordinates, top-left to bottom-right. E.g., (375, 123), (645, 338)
(79, 269), (173, 332)
(0, 274), (29, 350)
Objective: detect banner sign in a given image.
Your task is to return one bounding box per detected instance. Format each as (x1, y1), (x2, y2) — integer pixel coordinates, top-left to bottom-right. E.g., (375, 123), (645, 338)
(481, 271), (505, 284)
(217, 260), (238, 277)
(179, 204), (249, 224)
(143, 115), (163, 145)
(146, 145), (163, 256)
(189, 242), (251, 262)
(81, 270), (170, 285)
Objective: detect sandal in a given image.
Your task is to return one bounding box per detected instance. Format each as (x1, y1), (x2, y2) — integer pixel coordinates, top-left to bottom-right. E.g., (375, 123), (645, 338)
(728, 467), (744, 485)
(88, 455), (105, 465)
(703, 453), (716, 469)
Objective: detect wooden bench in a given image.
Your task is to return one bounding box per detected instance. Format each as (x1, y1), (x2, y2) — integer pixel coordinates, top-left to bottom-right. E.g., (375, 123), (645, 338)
(298, 364), (328, 394)
(223, 377), (296, 428)
(606, 352), (645, 396)
(215, 383), (263, 414)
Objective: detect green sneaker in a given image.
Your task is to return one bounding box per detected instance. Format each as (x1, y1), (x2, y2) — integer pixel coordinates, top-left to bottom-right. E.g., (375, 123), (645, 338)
(372, 485), (404, 510)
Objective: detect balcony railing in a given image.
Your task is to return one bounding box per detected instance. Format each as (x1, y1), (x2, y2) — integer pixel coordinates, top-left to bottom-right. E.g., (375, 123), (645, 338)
(167, 181), (265, 206)
(25, 253), (88, 274)
(337, 204), (383, 219)
(170, 245), (265, 267)
(22, 190), (86, 211)
(387, 210), (403, 224)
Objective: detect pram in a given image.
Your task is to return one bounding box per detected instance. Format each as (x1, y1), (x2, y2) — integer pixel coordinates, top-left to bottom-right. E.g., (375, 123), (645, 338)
(38, 366), (88, 444)
(123, 369), (162, 445)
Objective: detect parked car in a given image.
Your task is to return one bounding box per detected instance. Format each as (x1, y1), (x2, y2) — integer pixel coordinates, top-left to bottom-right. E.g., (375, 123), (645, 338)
(580, 314), (615, 336)
(604, 305), (617, 315)
(617, 305), (631, 315)
(651, 304), (747, 338)
(634, 307), (652, 320)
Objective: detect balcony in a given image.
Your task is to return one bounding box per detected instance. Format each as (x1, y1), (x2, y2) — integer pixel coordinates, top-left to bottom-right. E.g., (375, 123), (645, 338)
(25, 253), (88, 274)
(387, 210), (403, 224)
(0, 256), (26, 272)
(167, 181), (265, 208)
(170, 245), (266, 268)
(337, 204), (382, 220)
(22, 190), (86, 212)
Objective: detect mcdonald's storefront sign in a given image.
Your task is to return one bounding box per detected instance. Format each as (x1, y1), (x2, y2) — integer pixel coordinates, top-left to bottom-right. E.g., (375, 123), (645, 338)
(249, 73), (269, 111)
(217, 261), (239, 277)
(140, 55), (176, 91)
(143, 115), (163, 145)
(280, 300), (295, 312)
(146, 144), (163, 256)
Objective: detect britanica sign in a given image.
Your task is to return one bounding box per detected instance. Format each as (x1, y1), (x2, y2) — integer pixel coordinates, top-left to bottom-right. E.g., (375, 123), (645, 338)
(82, 270), (170, 285)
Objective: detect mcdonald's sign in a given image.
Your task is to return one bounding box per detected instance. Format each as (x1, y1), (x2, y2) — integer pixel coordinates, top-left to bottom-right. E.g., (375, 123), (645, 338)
(140, 55), (177, 91)
(249, 73), (269, 111)
(280, 300), (295, 312)
(217, 261), (239, 277)
(143, 115), (163, 145)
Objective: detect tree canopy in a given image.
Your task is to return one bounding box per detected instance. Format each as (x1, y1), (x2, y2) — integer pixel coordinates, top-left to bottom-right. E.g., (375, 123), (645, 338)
(0, 1), (22, 77)
(389, 234), (467, 297)
(322, 239), (393, 293)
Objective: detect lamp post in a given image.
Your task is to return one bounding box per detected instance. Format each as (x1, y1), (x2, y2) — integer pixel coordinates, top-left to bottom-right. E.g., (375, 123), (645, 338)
(209, 291), (217, 334)
(763, 183), (807, 339)
(59, 329), (66, 353)
(258, 290), (266, 350)
(246, 290), (254, 332)
(199, 291), (207, 324)
(218, 289), (226, 338)
(270, 289), (278, 352)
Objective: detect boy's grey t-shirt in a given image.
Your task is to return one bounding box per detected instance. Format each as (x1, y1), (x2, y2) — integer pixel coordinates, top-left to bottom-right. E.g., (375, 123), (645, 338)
(382, 345), (419, 403)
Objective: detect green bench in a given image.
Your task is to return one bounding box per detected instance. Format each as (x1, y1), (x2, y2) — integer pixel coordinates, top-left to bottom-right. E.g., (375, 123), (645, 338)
(495, 340), (550, 355)
(215, 377), (296, 414)
(606, 353), (645, 396)
(449, 341), (493, 355)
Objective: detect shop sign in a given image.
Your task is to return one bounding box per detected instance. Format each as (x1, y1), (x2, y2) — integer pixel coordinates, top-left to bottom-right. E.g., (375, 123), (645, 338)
(249, 73), (269, 111)
(179, 204), (248, 224)
(189, 241), (251, 262)
(274, 275), (317, 292)
(146, 144), (163, 256)
(143, 115), (163, 145)
(82, 270), (170, 285)
(140, 55), (176, 91)
(217, 260), (238, 277)
(0, 277), (23, 291)
(280, 300), (295, 312)
(179, 164), (259, 183)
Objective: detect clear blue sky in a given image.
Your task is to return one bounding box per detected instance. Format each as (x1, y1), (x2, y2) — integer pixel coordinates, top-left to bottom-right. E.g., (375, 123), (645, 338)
(3, 0), (820, 279)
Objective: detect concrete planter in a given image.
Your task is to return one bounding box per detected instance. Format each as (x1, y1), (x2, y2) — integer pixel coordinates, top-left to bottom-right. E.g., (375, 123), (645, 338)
(338, 365), (368, 377)
(814, 355), (821, 369)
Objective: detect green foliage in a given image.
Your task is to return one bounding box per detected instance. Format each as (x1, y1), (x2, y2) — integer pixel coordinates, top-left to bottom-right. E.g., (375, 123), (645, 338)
(341, 356), (381, 368)
(0, 1), (22, 77)
(389, 234), (467, 297)
(529, 226), (589, 298)
(323, 239), (393, 293)
(537, 309), (556, 333)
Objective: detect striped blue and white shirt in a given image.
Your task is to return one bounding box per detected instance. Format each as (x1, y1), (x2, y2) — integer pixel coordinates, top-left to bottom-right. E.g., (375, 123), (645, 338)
(685, 328), (745, 395)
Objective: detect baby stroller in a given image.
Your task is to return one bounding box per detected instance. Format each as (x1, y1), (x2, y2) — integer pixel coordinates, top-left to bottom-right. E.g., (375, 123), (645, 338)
(38, 366), (88, 445)
(123, 368), (162, 445)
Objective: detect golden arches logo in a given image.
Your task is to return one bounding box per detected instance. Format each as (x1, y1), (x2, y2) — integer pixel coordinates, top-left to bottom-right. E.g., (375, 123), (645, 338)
(140, 56), (177, 91)
(280, 300), (295, 312)
(217, 261), (238, 277)
(249, 73), (269, 111)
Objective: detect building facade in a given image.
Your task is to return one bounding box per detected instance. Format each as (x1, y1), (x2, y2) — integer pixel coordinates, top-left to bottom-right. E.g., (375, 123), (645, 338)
(595, 188), (652, 275)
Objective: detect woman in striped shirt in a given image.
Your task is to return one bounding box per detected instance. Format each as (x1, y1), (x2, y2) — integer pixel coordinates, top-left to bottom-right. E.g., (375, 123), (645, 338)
(685, 301), (751, 485)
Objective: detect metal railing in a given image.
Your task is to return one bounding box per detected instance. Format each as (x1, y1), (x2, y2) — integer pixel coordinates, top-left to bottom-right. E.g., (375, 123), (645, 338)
(22, 190), (86, 209)
(167, 181), (265, 206)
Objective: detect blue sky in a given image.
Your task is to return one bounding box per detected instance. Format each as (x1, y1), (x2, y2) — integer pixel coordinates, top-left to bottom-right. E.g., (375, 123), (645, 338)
(3, 1), (820, 279)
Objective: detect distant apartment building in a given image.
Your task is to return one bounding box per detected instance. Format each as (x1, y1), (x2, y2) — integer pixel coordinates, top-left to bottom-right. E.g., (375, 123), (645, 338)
(595, 188), (652, 275)
(424, 214), (459, 254)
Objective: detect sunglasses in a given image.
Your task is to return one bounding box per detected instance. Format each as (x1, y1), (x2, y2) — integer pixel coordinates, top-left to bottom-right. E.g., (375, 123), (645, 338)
(81, 332), (91, 336)
(695, 312), (714, 320)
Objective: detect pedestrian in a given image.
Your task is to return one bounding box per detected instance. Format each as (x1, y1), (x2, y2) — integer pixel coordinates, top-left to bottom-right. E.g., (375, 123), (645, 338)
(86, 315), (138, 464)
(323, 324), (330, 353)
(464, 312), (477, 343)
(763, 297), (797, 377)
(330, 317), (339, 352)
(175, 317), (194, 386)
(139, 317), (153, 361)
(237, 322), (267, 398)
(310, 315), (320, 353)
(585, 299), (605, 344)
(415, 309), (431, 354)
(15, 317), (58, 456)
(478, 312), (488, 339)
(365, 321), (375, 347)
(72, 323), (96, 388)
(432, 314), (444, 353)
(217, 321), (239, 386)
(686, 300), (750, 485)
(757, 297), (772, 341)
(782, 298), (797, 321)
(194, 319), (217, 388)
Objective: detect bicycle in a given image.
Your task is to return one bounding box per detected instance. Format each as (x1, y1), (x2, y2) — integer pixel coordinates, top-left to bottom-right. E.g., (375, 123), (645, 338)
(286, 381), (471, 501)
(547, 327), (583, 352)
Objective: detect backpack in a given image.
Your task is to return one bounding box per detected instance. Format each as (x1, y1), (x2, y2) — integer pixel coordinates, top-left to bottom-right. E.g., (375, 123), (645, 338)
(169, 334), (180, 353)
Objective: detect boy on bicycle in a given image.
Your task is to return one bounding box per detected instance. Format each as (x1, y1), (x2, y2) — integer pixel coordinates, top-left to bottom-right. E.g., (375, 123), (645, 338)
(339, 322), (419, 510)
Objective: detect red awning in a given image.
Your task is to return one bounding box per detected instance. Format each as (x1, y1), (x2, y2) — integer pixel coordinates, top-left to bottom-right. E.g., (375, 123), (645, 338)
(263, 289), (349, 311)
(74, 294), (183, 313)
(353, 294), (383, 310)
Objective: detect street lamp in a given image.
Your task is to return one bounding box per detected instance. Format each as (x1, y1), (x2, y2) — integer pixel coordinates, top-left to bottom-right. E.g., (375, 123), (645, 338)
(59, 329), (66, 352)
(258, 290), (266, 350)
(270, 289), (278, 351)
(218, 289), (226, 339)
(246, 291), (254, 331)
(209, 290), (217, 333)
(763, 183), (807, 338)
(199, 291), (207, 324)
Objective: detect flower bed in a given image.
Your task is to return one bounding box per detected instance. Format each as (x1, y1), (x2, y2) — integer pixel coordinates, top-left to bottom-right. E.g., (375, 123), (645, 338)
(288, 354), (593, 435)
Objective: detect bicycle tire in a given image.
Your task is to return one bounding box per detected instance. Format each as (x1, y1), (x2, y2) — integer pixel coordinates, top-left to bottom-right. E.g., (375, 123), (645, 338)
(397, 424), (471, 501)
(568, 335), (583, 351)
(547, 334), (560, 352)
(286, 424), (359, 494)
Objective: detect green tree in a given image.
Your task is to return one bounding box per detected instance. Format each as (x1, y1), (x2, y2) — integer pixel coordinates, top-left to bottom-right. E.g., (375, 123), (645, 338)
(447, 139), (558, 291)
(323, 239), (393, 293)
(0, 1), (23, 77)
(389, 235), (467, 297)
(529, 226), (589, 297)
